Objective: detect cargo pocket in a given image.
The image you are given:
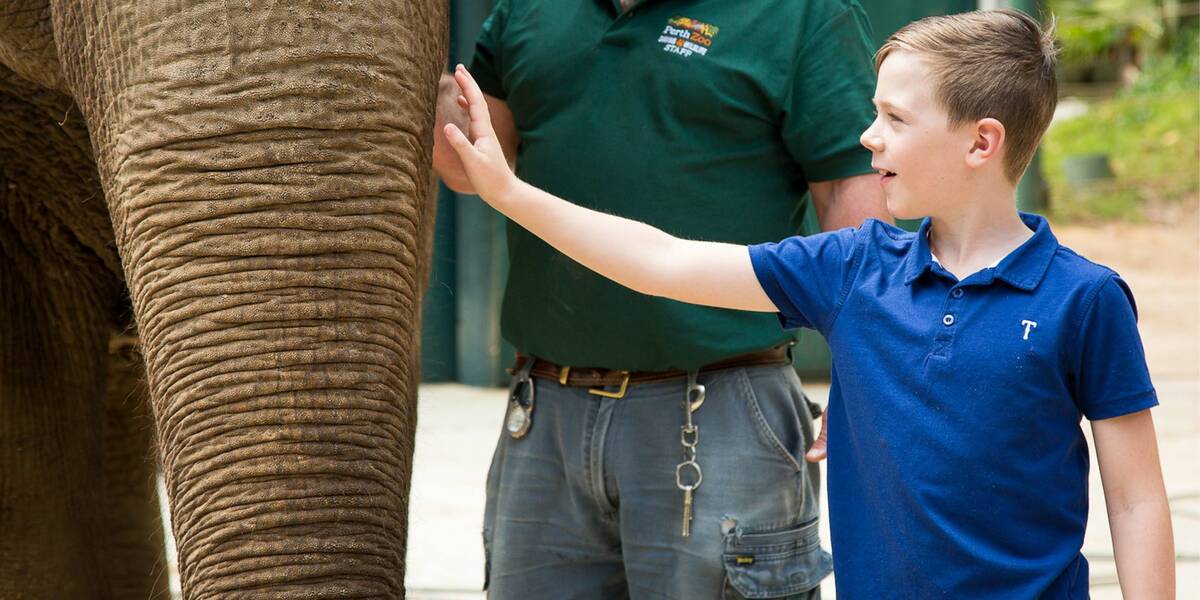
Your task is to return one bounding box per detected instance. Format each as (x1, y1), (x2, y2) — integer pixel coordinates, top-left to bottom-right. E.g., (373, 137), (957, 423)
(722, 517), (832, 599)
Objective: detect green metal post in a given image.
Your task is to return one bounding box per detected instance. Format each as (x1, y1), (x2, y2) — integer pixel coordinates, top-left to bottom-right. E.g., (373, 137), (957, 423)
(454, 197), (510, 386)
(420, 186), (458, 382)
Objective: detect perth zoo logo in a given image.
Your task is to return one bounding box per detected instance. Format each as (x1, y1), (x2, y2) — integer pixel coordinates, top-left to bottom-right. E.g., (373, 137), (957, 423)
(658, 16), (719, 58)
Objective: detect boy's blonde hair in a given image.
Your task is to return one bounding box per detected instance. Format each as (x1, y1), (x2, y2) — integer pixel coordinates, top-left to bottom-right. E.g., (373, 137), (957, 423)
(876, 9), (1059, 183)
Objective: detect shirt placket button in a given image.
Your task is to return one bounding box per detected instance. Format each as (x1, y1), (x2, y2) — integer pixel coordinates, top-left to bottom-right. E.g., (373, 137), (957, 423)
(944, 288), (964, 326)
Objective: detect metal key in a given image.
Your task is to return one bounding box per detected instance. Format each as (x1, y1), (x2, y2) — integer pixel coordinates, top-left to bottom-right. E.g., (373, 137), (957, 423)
(675, 458), (703, 537)
(681, 486), (695, 536)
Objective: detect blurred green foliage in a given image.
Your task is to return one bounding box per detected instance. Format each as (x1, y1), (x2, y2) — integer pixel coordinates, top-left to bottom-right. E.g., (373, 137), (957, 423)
(1049, 0), (1165, 63)
(1041, 1), (1198, 221)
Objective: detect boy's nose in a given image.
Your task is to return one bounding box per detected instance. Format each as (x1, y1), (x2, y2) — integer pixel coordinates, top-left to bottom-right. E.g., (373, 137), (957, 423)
(860, 126), (882, 152)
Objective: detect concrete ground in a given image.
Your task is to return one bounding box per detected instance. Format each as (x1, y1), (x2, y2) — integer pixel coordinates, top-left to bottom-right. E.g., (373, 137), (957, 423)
(404, 215), (1200, 599)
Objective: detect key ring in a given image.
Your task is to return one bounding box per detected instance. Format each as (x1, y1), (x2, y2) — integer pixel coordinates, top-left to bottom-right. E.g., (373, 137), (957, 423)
(675, 460), (704, 490)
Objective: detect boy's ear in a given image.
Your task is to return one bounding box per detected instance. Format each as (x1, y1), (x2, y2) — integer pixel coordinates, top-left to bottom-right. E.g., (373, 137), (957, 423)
(966, 117), (1005, 170)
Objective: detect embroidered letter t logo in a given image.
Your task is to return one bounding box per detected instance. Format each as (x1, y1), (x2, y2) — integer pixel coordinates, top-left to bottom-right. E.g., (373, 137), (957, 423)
(1021, 319), (1038, 340)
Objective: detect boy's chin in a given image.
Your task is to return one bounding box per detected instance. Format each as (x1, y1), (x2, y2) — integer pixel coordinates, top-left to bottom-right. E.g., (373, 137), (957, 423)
(885, 195), (924, 221)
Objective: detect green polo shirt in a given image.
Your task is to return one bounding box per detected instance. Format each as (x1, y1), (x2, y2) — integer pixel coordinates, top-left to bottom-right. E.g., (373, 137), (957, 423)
(471, 0), (877, 371)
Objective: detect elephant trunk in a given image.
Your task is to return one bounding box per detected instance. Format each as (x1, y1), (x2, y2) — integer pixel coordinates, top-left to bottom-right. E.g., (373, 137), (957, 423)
(49, 1), (447, 597)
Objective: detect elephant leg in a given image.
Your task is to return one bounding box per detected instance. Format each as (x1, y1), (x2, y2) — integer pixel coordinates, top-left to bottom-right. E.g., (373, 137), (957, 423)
(103, 334), (171, 600)
(1, 65), (142, 599)
(0, 227), (111, 599)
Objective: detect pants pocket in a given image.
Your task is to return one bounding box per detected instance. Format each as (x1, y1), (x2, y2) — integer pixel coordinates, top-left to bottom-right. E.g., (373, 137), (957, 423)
(722, 517), (832, 599)
(736, 368), (809, 473)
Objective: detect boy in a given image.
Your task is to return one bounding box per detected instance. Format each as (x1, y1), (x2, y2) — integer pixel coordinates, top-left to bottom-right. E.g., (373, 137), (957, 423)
(443, 9), (1175, 599)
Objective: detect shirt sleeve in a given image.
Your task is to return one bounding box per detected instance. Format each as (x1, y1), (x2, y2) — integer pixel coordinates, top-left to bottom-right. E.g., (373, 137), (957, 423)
(1072, 275), (1158, 420)
(747, 225), (863, 334)
(780, 3), (877, 182)
(468, 0), (510, 99)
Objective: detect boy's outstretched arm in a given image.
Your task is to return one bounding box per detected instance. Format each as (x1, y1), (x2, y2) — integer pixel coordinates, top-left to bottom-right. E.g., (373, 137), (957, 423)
(442, 64), (777, 314)
(1092, 410), (1175, 598)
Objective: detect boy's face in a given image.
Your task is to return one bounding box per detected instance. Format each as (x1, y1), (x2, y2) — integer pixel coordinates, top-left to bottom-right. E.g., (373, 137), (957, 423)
(859, 51), (975, 220)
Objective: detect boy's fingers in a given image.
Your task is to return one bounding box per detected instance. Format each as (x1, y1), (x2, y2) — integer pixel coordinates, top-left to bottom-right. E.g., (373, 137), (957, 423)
(454, 64), (493, 135)
(442, 123), (476, 159)
(454, 64), (486, 106)
(455, 67), (491, 131)
(805, 407), (829, 462)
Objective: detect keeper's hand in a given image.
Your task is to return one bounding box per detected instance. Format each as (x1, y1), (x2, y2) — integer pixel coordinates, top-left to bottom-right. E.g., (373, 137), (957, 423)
(442, 65), (517, 203)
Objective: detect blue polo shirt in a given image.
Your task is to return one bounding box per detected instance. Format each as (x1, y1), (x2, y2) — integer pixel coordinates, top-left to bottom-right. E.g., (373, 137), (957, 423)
(748, 213), (1158, 599)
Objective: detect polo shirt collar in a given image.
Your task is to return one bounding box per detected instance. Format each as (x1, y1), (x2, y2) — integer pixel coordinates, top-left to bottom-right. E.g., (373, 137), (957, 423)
(902, 218), (936, 285)
(602, 0), (664, 13)
(903, 212), (1058, 290)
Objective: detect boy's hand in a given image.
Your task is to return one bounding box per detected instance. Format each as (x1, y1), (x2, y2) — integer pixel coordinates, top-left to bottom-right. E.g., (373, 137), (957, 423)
(442, 65), (516, 203)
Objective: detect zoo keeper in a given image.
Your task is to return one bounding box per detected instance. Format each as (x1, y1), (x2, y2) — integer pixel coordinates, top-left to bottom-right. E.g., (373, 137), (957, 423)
(432, 1), (890, 597)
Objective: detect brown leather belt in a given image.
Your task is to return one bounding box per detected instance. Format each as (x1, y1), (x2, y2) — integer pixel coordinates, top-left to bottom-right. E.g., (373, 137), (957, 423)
(510, 345), (791, 399)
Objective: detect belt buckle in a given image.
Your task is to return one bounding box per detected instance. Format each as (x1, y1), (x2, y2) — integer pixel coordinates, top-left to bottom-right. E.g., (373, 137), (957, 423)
(588, 371), (631, 399)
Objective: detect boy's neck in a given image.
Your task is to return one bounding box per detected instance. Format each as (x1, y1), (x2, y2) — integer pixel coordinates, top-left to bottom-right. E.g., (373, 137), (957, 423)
(926, 182), (1032, 280)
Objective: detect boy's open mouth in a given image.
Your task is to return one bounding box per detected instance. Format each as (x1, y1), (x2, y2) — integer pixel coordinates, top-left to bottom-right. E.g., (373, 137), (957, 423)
(878, 169), (897, 184)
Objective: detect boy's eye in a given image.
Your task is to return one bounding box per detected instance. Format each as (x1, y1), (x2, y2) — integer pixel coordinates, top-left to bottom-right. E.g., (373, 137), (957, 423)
(887, 113), (903, 123)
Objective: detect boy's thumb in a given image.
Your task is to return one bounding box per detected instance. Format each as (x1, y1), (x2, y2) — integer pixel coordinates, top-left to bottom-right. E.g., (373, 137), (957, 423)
(443, 123), (472, 157)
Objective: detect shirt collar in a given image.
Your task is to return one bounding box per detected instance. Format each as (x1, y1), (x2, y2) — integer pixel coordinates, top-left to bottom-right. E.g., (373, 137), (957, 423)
(605, 0), (660, 13)
(903, 212), (1058, 290)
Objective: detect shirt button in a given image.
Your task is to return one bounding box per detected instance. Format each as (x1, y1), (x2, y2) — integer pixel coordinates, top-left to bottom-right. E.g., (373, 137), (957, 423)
(952, 288), (964, 298)
(942, 314), (956, 326)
